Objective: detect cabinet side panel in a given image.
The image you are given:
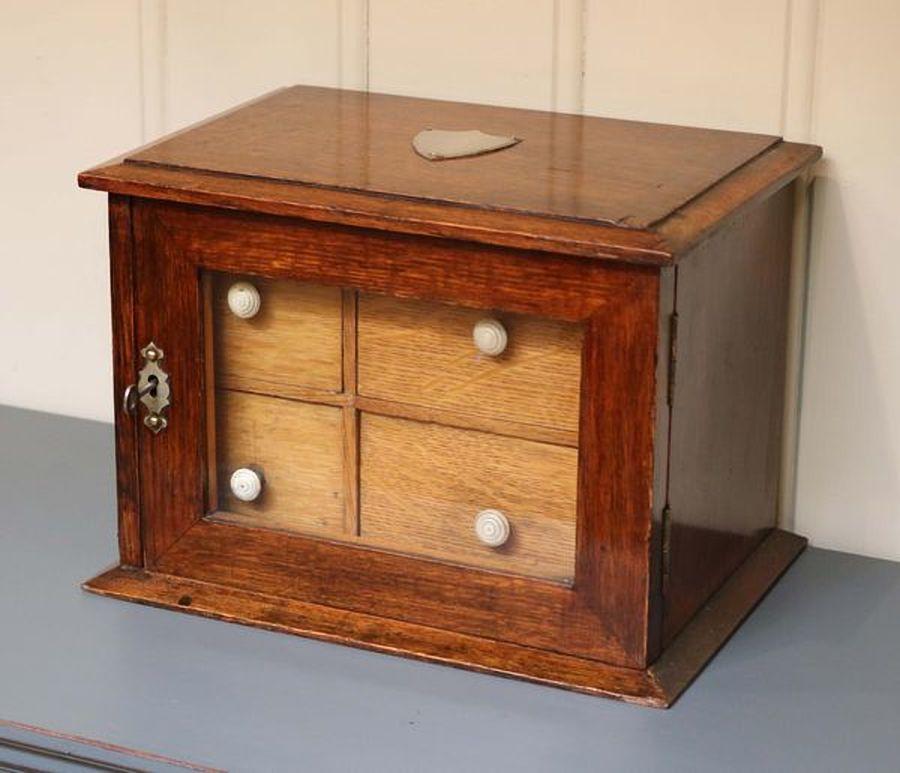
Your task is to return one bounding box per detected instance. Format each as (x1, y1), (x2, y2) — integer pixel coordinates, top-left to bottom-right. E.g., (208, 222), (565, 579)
(664, 184), (794, 645)
(108, 195), (141, 567)
(647, 266), (675, 662)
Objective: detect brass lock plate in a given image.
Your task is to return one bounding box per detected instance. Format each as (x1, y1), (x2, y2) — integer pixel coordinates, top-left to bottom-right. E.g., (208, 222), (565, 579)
(125, 341), (171, 434)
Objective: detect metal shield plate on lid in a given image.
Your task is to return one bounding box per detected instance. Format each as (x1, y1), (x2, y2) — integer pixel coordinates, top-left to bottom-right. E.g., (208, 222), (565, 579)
(412, 129), (522, 161)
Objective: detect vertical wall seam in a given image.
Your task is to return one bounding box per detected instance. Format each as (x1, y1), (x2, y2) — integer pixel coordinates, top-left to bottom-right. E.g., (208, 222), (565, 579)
(778, 0), (821, 529)
(551, 0), (585, 113)
(578, 0), (587, 113)
(137, 0), (146, 144)
(160, 0), (167, 132)
(778, 0), (794, 135)
(786, 1), (823, 528)
(338, 0), (368, 91)
(337, 0), (344, 87)
(551, 0), (560, 111)
(781, 0), (820, 141)
(806, 1), (825, 140)
(138, 0), (166, 139)
(364, 0), (371, 91)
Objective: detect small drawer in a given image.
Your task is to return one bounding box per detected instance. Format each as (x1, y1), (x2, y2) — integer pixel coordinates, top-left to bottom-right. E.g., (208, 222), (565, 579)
(213, 390), (348, 537)
(358, 295), (583, 433)
(357, 295), (583, 433)
(359, 414), (577, 582)
(211, 275), (343, 397)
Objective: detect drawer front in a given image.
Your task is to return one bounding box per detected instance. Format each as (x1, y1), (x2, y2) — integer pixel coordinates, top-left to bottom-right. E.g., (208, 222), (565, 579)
(359, 414), (578, 582)
(357, 294), (583, 432)
(211, 275), (343, 397)
(214, 390), (348, 537)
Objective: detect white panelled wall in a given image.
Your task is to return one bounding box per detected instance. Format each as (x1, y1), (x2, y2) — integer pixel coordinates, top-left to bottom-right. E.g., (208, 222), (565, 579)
(1, 1), (898, 561)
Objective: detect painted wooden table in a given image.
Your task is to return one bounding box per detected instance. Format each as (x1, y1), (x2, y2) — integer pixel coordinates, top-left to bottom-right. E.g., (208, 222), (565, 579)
(1, 404), (898, 771)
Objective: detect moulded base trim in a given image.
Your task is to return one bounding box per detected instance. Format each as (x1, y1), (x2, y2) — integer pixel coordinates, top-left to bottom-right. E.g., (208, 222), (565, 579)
(83, 529), (806, 708)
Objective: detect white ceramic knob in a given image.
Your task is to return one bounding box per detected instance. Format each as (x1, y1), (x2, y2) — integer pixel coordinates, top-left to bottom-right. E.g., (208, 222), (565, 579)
(473, 318), (508, 356)
(230, 468), (263, 502)
(227, 281), (261, 319)
(474, 509), (510, 548)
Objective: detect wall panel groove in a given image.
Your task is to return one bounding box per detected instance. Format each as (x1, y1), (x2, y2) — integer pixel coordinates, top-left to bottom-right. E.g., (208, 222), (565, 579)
(339, 0), (369, 90)
(795, 0), (900, 560)
(138, 0), (166, 142)
(781, 0), (820, 140)
(552, 0), (585, 113)
(161, 1), (342, 133)
(777, 0), (821, 530)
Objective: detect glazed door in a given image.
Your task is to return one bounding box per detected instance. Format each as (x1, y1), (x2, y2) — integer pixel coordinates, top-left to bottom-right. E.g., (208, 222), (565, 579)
(129, 197), (662, 669)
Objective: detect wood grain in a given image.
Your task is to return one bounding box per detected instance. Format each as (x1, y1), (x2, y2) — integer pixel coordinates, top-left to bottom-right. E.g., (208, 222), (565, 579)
(154, 518), (625, 663)
(107, 195), (142, 567)
(663, 184), (794, 644)
(358, 414), (578, 582)
(206, 390), (574, 447)
(133, 203), (206, 564)
(79, 160), (672, 265)
(646, 266), (676, 662)
(84, 564), (666, 706)
(212, 274), (343, 396)
(354, 395), (578, 447)
(157, 200), (648, 323)
(656, 141), (822, 255)
(575, 276), (662, 666)
(213, 390), (347, 537)
(79, 88), (820, 263)
(132, 196), (661, 667)
(341, 289), (360, 535)
(358, 294), (583, 432)
(84, 530), (807, 708)
(341, 289), (358, 393)
(127, 85), (778, 230)
(202, 274), (219, 514)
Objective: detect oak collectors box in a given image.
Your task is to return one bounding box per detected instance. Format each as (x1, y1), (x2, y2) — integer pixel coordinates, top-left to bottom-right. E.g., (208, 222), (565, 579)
(79, 86), (820, 707)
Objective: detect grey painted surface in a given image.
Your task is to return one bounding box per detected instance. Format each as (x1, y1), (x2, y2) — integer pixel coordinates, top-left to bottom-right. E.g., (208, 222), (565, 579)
(0, 404), (898, 772)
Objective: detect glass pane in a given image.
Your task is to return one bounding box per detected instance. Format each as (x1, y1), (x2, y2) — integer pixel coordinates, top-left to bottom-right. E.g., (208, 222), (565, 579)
(204, 271), (583, 583)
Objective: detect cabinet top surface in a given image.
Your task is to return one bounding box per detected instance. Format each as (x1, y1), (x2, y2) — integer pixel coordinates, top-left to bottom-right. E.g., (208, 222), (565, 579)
(125, 86), (776, 229)
(80, 86), (821, 264)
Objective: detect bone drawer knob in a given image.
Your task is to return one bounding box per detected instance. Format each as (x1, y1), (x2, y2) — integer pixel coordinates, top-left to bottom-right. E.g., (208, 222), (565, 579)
(474, 509), (510, 548)
(230, 468), (263, 502)
(227, 281), (261, 319)
(473, 318), (508, 356)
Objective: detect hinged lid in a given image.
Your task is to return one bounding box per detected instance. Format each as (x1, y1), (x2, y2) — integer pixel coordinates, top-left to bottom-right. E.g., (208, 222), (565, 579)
(79, 85), (821, 264)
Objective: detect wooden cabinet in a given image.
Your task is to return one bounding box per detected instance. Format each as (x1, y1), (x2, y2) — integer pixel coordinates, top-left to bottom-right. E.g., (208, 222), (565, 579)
(78, 85), (821, 707)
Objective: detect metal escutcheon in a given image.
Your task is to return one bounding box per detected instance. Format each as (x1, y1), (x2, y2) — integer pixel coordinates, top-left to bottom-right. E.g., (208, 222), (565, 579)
(124, 341), (171, 434)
